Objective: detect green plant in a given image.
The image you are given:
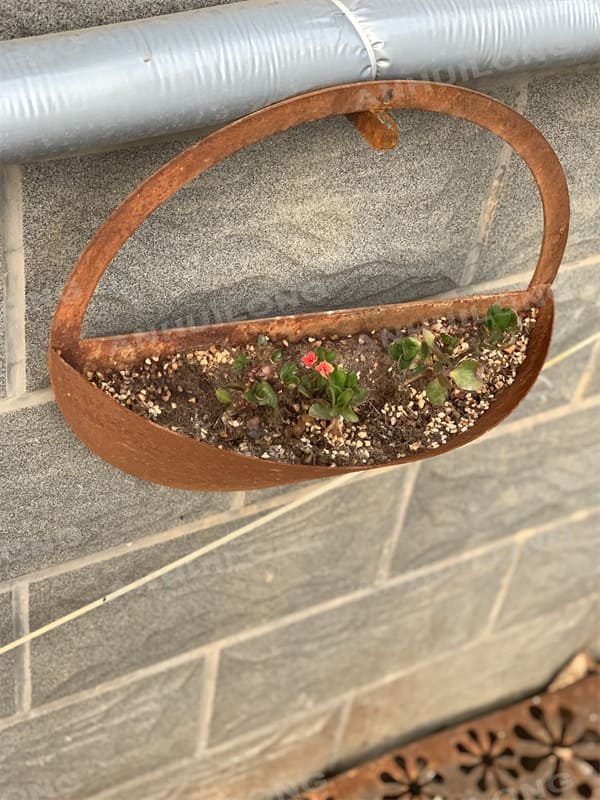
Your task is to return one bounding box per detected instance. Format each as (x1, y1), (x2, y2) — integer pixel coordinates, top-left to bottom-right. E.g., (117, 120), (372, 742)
(232, 351), (249, 375)
(299, 348), (368, 422)
(387, 307), (519, 406)
(215, 388), (233, 405)
(484, 304), (519, 345)
(245, 380), (279, 413)
(216, 335), (282, 414)
(280, 362), (299, 385)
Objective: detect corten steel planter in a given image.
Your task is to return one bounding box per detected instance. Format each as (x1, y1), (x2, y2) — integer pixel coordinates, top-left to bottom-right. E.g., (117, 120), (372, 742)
(49, 80), (569, 491)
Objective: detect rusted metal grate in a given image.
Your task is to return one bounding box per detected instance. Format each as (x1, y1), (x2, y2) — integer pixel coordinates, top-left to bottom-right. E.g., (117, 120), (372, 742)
(294, 676), (599, 800)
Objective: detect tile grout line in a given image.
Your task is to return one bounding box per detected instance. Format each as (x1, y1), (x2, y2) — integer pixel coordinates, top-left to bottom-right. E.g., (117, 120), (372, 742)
(0, 473), (376, 594)
(375, 463), (420, 585)
(484, 391), (600, 440)
(4, 388), (598, 595)
(329, 692), (355, 767)
(11, 584), (31, 714)
(1, 497), (598, 706)
(194, 647), (220, 756)
(0, 387), (53, 414)
(573, 338), (600, 402)
(0, 473), (366, 659)
(84, 594), (598, 800)
(482, 540), (523, 637)
(2, 503), (596, 732)
(1, 579), (596, 745)
(0, 164), (27, 397)
(0, 483), (322, 594)
(229, 491), (246, 511)
(460, 80), (529, 287)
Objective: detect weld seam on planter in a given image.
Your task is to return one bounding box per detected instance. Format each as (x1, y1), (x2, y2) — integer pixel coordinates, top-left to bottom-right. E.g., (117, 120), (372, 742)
(328, 0), (378, 79)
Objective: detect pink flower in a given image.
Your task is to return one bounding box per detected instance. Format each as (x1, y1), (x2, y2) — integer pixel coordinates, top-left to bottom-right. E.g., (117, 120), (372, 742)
(302, 351), (318, 368)
(315, 360), (334, 378)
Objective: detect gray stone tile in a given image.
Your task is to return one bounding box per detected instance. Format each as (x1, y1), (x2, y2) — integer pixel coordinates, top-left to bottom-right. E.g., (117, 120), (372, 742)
(505, 262), (600, 420)
(243, 479), (330, 509)
(0, 591), (16, 719)
(496, 513), (600, 630)
(0, 179), (7, 396)
(208, 544), (513, 745)
(337, 597), (598, 765)
(479, 66), (600, 283)
(0, 1), (240, 39)
(0, 659), (204, 800)
(29, 469), (405, 704)
(0, 280), (5, 397)
(23, 104), (506, 389)
(98, 706), (341, 800)
(584, 341), (600, 399)
(391, 404), (600, 573)
(0, 402), (232, 582)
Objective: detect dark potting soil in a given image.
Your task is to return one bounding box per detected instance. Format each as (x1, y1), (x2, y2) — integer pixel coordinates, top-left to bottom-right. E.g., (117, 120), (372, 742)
(88, 309), (537, 467)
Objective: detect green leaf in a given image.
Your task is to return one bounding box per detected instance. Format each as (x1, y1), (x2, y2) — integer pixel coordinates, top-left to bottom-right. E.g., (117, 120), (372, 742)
(422, 329), (436, 348)
(331, 368), (347, 389)
(420, 342), (429, 358)
(326, 383), (338, 406)
(308, 402), (332, 420)
(486, 305), (518, 334)
(270, 349), (282, 363)
(280, 362), (298, 384)
(440, 333), (459, 351)
(315, 346), (336, 364)
(426, 378), (448, 406)
(449, 359), (485, 391)
(232, 352), (249, 374)
(215, 388), (232, 405)
(352, 386), (369, 405)
(340, 407), (359, 423)
(298, 374), (315, 398)
(402, 337), (421, 361)
(388, 340), (404, 361)
(389, 337), (419, 364)
(257, 334), (268, 348)
(336, 388), (354, 409)
(246, 381), (279, 410)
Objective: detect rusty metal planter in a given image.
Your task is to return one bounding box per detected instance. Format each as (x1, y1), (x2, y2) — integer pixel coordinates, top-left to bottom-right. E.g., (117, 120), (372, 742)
(49, 80), (569, 491)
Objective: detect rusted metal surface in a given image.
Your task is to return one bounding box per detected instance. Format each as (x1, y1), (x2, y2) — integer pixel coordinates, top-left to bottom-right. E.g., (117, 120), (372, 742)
(293, 676), (600, 800)
(346, 110), (399, 149)
(49, 80), (569, 491)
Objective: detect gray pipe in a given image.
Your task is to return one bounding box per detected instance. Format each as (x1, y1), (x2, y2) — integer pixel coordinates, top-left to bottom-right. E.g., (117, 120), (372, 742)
(0, 0), (598, 163)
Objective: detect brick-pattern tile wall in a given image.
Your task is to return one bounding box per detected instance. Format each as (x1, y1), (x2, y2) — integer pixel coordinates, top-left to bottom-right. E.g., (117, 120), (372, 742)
(0, 48), (599, 800)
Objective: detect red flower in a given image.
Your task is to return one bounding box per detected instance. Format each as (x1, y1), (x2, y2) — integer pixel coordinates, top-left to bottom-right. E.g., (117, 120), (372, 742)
(315, 361), (334, 378)
(302, 351), (318, 368)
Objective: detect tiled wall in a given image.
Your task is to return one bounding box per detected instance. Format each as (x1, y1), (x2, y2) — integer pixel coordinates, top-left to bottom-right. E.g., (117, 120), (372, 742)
(0, 7), (599, 797)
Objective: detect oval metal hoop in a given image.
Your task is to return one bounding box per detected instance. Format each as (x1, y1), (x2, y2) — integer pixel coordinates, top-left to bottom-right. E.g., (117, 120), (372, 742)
(50, 80), (569, 363)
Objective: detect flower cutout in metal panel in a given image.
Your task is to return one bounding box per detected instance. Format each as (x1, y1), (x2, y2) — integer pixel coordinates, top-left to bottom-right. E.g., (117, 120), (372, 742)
(514, 703), (600, 797)
(455, 727), (518, 793)
(379, 754), (445, 799)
